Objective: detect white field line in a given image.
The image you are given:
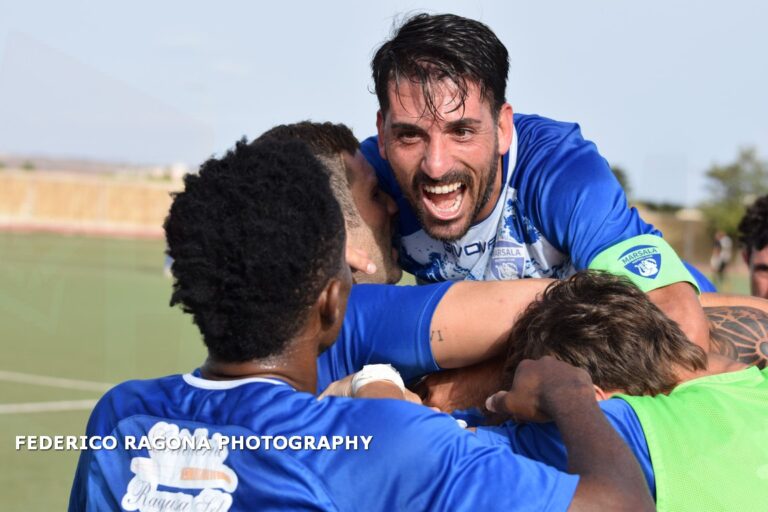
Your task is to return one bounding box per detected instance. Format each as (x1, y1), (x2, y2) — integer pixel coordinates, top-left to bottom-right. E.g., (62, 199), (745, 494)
(0, 399), (97, 414)
(0, 370), (113, 392)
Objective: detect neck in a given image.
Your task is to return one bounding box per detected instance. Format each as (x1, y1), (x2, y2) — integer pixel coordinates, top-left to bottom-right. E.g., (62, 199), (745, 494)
(674, 353), (748, 384)
(199, 339), (320, 394)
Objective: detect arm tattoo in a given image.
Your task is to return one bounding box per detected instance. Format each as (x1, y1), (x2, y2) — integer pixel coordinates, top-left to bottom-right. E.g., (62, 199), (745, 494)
(430, 330), (444, 343)
(706, 306), (768, 369)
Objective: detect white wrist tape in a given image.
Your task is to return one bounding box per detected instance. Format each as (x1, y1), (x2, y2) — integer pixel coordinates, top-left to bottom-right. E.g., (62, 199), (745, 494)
(351, 364), (405, 395)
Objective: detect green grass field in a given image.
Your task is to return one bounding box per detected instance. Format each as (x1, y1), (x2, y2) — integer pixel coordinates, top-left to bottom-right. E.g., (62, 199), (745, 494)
(0, 231), (749, 510)
(0, 232), (204, 511)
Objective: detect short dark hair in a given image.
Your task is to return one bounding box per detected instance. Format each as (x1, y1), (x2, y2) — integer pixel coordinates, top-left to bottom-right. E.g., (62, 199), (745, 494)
(164, 138), (345, 362)
(502, 271), (708, 396)
(372, 13), (509, 118)
(256, 122), (361, 227)
(739, 195), (768, 256)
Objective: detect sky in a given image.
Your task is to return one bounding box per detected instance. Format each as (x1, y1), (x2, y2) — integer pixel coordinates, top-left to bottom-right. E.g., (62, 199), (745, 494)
(0, 0), (766, 205)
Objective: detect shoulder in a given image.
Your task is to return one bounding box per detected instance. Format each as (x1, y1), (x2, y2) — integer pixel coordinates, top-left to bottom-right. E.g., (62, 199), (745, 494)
(85, 376), (177, 435)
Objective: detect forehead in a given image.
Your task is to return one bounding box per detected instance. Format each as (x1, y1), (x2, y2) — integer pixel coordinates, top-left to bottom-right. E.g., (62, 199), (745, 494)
(385, 78), (493, 124)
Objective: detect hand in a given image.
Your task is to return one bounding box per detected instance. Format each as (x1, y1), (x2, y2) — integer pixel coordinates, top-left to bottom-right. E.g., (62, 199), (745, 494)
(318, 374), (354, 399)
(346, 246), (376, 275)
(485, 356), (594, 423)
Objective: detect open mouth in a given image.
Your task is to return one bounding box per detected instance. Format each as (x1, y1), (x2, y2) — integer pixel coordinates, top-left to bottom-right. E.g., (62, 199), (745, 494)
(422, 182), (466, 221)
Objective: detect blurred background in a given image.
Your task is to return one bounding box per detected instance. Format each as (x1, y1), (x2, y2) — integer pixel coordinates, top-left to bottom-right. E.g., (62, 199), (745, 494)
(1, 1), (767, 509)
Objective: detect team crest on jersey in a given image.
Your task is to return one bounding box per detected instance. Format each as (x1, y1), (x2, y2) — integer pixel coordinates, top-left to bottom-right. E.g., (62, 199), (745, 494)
(122, 421), (237, 512)
(619, 245), (661, 279)
(490, 239), (526, 279)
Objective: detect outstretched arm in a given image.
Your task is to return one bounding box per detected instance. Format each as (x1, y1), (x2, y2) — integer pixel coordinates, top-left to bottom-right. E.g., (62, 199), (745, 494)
(429, 279), (552, 368)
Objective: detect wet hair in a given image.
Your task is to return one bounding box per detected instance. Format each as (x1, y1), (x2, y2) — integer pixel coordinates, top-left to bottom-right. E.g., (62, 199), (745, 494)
(164, 138), (345, 362)
(372, 13), (509, 119)
(503, 271), (708, 396)
(739, 195), (768, 256)
(256, 121), (361, 227)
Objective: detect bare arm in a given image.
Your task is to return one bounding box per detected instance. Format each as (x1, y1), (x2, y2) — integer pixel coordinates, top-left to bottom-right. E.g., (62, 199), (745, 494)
(648, 282), (711, 351)
(429, 279), (552, 368)
(487, 357), (654, 511)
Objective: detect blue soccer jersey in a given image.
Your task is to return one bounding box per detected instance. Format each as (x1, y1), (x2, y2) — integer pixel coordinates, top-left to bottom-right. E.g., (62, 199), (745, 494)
(475, 398), (656, 498)
(70, 373), (579, 511)
(362, 114), (714, 291)
(317, 282), (452, 393)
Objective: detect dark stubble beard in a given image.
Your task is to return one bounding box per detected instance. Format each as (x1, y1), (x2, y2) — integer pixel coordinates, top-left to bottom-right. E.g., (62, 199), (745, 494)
(413, 135), (500, 242)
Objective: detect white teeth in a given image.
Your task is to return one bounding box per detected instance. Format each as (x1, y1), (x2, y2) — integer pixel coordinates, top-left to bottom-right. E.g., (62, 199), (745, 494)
(423, 182), (462, 195)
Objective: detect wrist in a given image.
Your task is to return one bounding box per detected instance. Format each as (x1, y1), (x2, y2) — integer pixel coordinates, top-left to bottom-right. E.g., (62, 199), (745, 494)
(351, 364), (405, 397)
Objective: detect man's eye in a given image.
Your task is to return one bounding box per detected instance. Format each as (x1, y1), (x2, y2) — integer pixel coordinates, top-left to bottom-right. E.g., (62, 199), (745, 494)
(453, 128), (473, 139)
(397, 131), (419, 142)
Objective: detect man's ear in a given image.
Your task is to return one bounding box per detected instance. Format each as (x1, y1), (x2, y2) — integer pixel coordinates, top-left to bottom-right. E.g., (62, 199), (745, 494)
(496, 103), (514, 155)
(743, 249), (751, 266)
(318, 278), (343, 328)
(376, 110), (386, 159)
(594, 385), (610, 402)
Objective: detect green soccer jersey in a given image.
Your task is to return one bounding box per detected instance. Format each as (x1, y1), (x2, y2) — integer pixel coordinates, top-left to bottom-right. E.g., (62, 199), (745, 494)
(619, 366), (768, 512)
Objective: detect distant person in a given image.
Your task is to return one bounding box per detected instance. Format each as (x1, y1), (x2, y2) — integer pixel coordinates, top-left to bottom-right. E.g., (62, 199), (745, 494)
(739, 195), (768, 299)
(70, 139), (652, 511)
(477, 271), (768, 511)
(710, 230), (732, 287)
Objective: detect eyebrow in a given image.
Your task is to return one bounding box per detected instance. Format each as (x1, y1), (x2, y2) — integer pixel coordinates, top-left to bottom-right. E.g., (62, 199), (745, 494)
(390, 118), (483, 133)
(753, 263), (768, 272)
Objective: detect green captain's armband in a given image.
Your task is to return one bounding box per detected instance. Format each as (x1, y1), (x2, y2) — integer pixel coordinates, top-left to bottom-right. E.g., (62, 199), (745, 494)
(588, 234), (700, 294)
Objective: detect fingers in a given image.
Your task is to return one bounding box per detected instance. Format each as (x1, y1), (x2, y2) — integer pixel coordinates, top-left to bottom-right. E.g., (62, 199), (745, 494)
(346, 246), (376, 275)
(485, 391), (509, 414)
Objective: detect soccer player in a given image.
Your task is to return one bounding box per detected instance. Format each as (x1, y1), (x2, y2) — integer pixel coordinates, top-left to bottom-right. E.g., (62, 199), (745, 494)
(476, 272), (768, 511)
(360, 12), (713, 352)
(69, 139), (653, 511)
(253, 121), (766, 396)
(739, 194), (768, 299)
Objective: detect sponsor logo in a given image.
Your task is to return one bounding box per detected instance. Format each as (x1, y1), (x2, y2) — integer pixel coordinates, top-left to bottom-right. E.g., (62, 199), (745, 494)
(122, 422), (237, 512)
(490, 239), (525, 279)
(444, 236), (497, 259)
(619, 245), (661, 279)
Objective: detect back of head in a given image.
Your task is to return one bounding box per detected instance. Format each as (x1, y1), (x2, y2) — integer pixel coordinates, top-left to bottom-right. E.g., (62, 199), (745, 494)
(503, 271), (707, 396)
(164, 138), (345, 362)
(739, 194), (768, 255)
(256, 121), (361, 227)
(372, 13), (509, 118)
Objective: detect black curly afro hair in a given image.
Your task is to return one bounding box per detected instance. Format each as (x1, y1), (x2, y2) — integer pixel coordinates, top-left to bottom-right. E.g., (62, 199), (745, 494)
(164, 138), (345, 362)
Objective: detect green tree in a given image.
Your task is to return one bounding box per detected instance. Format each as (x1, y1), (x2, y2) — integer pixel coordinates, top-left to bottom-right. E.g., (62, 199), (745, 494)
(700, 147), (768, 236)
(611, 165), (632, 198)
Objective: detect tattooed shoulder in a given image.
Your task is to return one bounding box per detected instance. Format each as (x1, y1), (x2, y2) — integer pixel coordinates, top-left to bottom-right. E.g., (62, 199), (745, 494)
(705, 306), (768, 369)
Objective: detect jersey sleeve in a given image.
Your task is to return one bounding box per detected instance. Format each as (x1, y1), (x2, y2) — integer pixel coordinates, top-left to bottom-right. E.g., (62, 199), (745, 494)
(522, 124), (698, 291)
(522, 125), (656, 268)
(316, 282), (454, 392)
(474, 398), (656, 498)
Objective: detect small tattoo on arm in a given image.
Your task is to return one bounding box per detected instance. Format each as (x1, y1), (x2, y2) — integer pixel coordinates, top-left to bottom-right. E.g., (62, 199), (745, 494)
(430, 330), (445, 343)
(706, 306), (768, 369)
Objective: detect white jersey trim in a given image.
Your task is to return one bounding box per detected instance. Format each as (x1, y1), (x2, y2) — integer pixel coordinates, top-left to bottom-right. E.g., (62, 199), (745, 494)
(182, 373), (294, 391)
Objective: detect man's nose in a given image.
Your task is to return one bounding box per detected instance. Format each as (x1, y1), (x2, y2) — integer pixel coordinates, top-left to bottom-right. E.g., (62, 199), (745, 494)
(421, 137), (452, 180)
